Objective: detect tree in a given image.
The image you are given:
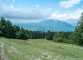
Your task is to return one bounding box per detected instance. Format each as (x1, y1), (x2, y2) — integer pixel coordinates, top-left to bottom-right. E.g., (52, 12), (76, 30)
(53, 31), (72, 43)
(53, 32), (63, 42)
(13, 25), (20, 38)
(16, 27), (28, 40)
(70, 12), (83, 45)
(5, 20), (14, 38)
(46, 30), (54, 40)
(0, 17), (7, 37)
(0, 17), (47, 40)
(0, 20), (3, 36)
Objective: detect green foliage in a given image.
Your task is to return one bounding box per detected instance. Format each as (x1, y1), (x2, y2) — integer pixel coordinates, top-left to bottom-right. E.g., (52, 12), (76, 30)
(70, 12), (83, 45)
(46, 30), (54, 40)
(0, 20), (3, 36)
(12, 25), (20, 38)
(28, 30), (46, 39)
(53, 37), (62, 42)
(0, 31), (3, 36)
(0, 17), (7, 37)
(53, 31), (72, 43)
(53, 32), (63, 42)
(0, 17), (29, 39)
(16, 28), (28, 40)
(0, 17), (46, 40)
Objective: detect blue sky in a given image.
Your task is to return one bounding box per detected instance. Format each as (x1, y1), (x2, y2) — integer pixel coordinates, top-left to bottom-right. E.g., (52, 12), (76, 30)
(0, 0), (83, 25)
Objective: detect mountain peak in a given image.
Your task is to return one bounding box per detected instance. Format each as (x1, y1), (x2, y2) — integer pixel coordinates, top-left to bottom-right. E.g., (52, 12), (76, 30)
(14, 19), (75, 31)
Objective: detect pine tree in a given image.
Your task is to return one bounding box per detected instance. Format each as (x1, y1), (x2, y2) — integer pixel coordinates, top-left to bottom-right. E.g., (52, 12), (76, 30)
(71, 12), (83, 45)
(0, 17), (7, 37)
(5, 20), (14, 38)
(46, 30), (54, 40)
(16, 27), (28, 40)
(13, 25), (20, 38)
(53, 32), (63, 42)
(0, 19), (3, 36)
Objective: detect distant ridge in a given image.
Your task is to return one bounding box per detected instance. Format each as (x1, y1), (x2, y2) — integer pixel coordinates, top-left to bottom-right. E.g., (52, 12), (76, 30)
(14, 19), (75, 31)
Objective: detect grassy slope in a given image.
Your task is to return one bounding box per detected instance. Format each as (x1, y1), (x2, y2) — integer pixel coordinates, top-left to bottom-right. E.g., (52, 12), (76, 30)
(0, 37), (83, 60)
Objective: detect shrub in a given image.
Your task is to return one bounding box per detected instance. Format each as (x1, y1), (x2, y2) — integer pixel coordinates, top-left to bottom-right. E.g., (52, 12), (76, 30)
(53, 37), (62, 42)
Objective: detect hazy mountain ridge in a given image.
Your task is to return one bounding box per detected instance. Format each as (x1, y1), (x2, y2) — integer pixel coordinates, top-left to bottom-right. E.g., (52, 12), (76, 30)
(14, 19), (75, 31)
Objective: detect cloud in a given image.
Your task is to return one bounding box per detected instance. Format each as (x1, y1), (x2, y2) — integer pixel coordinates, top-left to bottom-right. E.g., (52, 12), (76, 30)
(12, 0), (15, 3)
(48, 8), (52, 11)
(10, 0), (15, 9)
(50, 8), (83, 22)
(10, 5), (13, 9)
(0, 2), (52, 19)
(59, 0), (81, 8)
(35, 5), (40, 8)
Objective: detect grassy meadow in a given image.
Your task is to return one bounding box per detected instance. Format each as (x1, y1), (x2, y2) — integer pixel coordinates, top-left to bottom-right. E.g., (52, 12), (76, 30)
(0, 37), (83, 60)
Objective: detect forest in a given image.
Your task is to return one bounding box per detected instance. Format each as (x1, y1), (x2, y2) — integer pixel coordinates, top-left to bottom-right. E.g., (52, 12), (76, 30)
(0, 13), (83, 46)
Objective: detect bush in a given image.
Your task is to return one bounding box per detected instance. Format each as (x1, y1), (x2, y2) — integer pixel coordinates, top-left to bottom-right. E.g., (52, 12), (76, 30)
(53, 37), (62, 42)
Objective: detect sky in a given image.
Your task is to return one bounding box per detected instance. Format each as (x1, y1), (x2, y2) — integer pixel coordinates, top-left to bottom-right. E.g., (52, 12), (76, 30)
(0, 0), (83, 25)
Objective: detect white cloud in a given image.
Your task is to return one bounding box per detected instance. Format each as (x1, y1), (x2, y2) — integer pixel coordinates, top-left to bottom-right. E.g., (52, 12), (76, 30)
(0, 0), (82, 25)
(0, 2), (52, 19)
(50, 8), (83, 22)
(48, 8), (52, 11)
(10, 5), (13, 9)
(35, 5), (40, 8)
(10, 0), (15, 9)
(12, 0), (15, 3)
(59, 0), (81, 8)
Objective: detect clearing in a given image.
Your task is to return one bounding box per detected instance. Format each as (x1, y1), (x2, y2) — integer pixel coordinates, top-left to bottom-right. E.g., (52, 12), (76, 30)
(0, 37), (83, 60)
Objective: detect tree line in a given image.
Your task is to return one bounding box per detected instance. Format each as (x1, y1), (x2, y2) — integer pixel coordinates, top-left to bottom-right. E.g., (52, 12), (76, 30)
(0, 12), (83, 46)
(46, 13), (83, 46)
(46, 30), (72, 43)
(0, 17), (46, 40)
(0, 17), (72, 41)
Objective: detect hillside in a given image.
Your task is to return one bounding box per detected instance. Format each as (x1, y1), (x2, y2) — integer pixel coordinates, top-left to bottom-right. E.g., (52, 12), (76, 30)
(14, 19), (75, 31)
(0, 37), (83, 60)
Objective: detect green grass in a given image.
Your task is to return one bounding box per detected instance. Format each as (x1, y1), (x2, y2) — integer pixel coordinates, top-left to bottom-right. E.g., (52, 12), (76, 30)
(0, 37), (83, 60)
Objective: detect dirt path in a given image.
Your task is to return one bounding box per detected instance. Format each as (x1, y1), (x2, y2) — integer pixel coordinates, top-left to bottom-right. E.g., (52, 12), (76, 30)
(0, 43), (9, 60)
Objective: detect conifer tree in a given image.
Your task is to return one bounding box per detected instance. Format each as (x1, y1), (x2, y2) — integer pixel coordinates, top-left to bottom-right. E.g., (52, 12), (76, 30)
(71, 13), (83, 45)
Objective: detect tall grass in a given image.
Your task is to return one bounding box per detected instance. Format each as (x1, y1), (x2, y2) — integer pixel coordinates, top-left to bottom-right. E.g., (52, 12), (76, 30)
(0, 37), (83, 60)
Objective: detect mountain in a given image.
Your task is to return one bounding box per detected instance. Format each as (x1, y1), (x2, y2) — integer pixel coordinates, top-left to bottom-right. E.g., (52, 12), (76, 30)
(14, 19), (75, 31)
